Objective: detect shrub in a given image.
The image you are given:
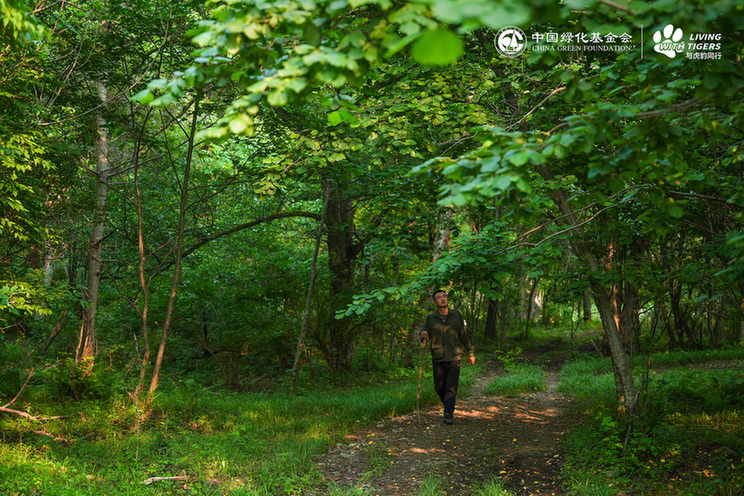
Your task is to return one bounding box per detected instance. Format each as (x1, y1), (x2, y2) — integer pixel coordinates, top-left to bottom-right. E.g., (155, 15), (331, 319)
(39, 357), (122, 401)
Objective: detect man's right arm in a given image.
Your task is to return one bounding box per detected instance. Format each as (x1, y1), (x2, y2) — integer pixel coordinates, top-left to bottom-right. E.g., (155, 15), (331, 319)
(420, 316), (429, 342)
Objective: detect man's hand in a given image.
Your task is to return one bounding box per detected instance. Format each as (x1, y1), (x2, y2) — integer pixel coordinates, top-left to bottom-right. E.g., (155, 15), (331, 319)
(469, 356), (476, 365)
(420, 331), (429, 342)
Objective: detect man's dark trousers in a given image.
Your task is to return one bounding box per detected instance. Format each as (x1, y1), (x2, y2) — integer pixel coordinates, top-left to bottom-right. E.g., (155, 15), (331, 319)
(432, 360), (460, 414)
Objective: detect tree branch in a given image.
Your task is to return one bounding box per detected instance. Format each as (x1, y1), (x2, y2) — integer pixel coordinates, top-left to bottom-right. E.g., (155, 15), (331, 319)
(179, 211), (322, 260)
(141, 475), (189, 485)
(512, 187), (639, 250)
(0, 368), (66, 420)
(670, 190), (740, 206)
(547, 97), (708, 135)
(506, 85), (565, 132)
(598, 0), (631, 11)
(2, 368), (34, 410)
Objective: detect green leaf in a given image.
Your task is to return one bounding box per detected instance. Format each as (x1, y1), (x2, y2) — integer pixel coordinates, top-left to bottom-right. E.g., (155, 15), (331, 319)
(285, 78), (308, 93)
(410, 29), (463, 66)
(267, 89), (288, 106)
(303, 22), (320, 45)
(507, 150), (529, 166)
(493, 174), (514, 190)
(666, 201), (684, 218)
(587, 162), (611, 179)
(328, 110), (344, 126)
(148, 79), (169, 89)
(228, 113), (253, 135)
(131, 88), (154, 104)
(629, 1), (651, 13)
(726, 232), (744, 246)
(565, 0), (596, 8)
(328, 109), (359, 126)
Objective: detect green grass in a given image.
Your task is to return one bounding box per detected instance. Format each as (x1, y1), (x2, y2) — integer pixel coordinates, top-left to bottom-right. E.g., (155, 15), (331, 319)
(564, 472), (617, 496)
(418, 474), (447, 496)
(0, 376), (433, 495)
(0, 361), (483, 496)
(642, 347), (744, 368)
(470, 477), (518, 496)
(557, 357), (617, 410)
(484, 364), (547, 396)
(558, 347), (744, 409)
(3, 340), (741, 496)
(361, 440), (391, 480)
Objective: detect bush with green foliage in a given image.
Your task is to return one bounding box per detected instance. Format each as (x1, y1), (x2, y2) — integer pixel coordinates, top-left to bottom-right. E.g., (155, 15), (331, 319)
(37, 357), (124, 402)
(559, 348), (744, 495)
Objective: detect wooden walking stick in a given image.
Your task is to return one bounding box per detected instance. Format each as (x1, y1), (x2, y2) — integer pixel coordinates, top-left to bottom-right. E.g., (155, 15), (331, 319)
(416, 337), (427, 423)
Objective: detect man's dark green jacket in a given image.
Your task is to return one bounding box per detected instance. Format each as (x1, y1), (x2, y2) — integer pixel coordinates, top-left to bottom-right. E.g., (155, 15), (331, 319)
(422, 309), (474, 362)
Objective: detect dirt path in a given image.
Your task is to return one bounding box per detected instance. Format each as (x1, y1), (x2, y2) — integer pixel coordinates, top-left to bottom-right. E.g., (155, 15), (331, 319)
(316, 358), (572, 495)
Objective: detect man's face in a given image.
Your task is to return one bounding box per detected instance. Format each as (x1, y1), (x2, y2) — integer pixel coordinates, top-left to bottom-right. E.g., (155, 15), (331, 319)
(433, 292), (448, 307)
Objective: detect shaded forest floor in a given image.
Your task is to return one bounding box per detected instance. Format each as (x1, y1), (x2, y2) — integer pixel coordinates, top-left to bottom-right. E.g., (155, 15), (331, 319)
(316, 344), (575, 495)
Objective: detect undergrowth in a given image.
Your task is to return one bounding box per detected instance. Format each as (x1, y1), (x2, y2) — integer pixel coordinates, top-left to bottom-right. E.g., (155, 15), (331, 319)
(559, 347), (744, 496)
(0, 360), (482, 496)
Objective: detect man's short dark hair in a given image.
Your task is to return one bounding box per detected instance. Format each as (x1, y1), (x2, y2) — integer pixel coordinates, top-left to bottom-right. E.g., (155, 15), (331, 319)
(432, 289), (447, 299)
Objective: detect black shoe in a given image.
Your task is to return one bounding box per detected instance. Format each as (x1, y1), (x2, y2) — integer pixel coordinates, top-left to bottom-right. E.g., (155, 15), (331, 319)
(443, 412), (454, 425)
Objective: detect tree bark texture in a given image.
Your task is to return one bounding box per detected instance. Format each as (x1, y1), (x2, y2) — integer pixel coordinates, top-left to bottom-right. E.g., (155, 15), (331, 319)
(76, 80), (110, 364)
(322, 177), (360, 373)
(147, 97), (199, 400)
(484, 297), (498, 342)
(604, 234), (642, 353)
(132, 107), (152, 403)
(292, 193), (329, 390)
(583, 287), (592, 322)
(430, 207), (453, 262)
(537, 164), (638, 416)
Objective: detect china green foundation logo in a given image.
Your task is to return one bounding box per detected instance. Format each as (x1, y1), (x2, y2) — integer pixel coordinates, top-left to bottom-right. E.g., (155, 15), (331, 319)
(494, 25), (636, 58)
(494, 26), (527, 58)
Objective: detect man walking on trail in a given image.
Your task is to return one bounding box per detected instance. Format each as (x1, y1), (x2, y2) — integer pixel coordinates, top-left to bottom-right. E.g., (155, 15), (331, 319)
(420, 290), (475, 425)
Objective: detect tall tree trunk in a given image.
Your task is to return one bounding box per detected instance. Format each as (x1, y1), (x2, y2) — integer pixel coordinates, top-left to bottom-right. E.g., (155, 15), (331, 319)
(737, 281), (744, 345)
(523, 276), (541, 338)
(322, 177), (359, 374)
(607, 233), (645, 353)
(430, 207), (453, 262)
(670, 279), (693, 347)
(499, 302), (507, 351)
(39, 310), (69, 356)
(658, 298), (678, 348)
(132, 108), (152, 405)
(583, 287), (592, 322)
(537, 164), (637, 416)
(146, 96), (200, 400)
(76, 80), (110, 365)
(710, 291), (726, 346)
(621, 281), (641, 352)
(484, 297), (498, 342)
(42, 242), (55, 287)
(610, 275), (641, 354)
(292, 194), (329, 390)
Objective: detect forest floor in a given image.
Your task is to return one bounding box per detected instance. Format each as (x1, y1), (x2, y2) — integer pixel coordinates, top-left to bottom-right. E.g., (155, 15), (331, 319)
(316, 342), (576, 496)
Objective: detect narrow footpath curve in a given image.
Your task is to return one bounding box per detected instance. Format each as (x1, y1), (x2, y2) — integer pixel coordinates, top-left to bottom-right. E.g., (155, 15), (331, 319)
(316, 361), (571, 496)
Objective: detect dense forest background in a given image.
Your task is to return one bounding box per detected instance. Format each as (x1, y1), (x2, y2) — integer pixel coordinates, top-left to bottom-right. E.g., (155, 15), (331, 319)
(2, 0), (742, 406)
(1, 1), (743, 493)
